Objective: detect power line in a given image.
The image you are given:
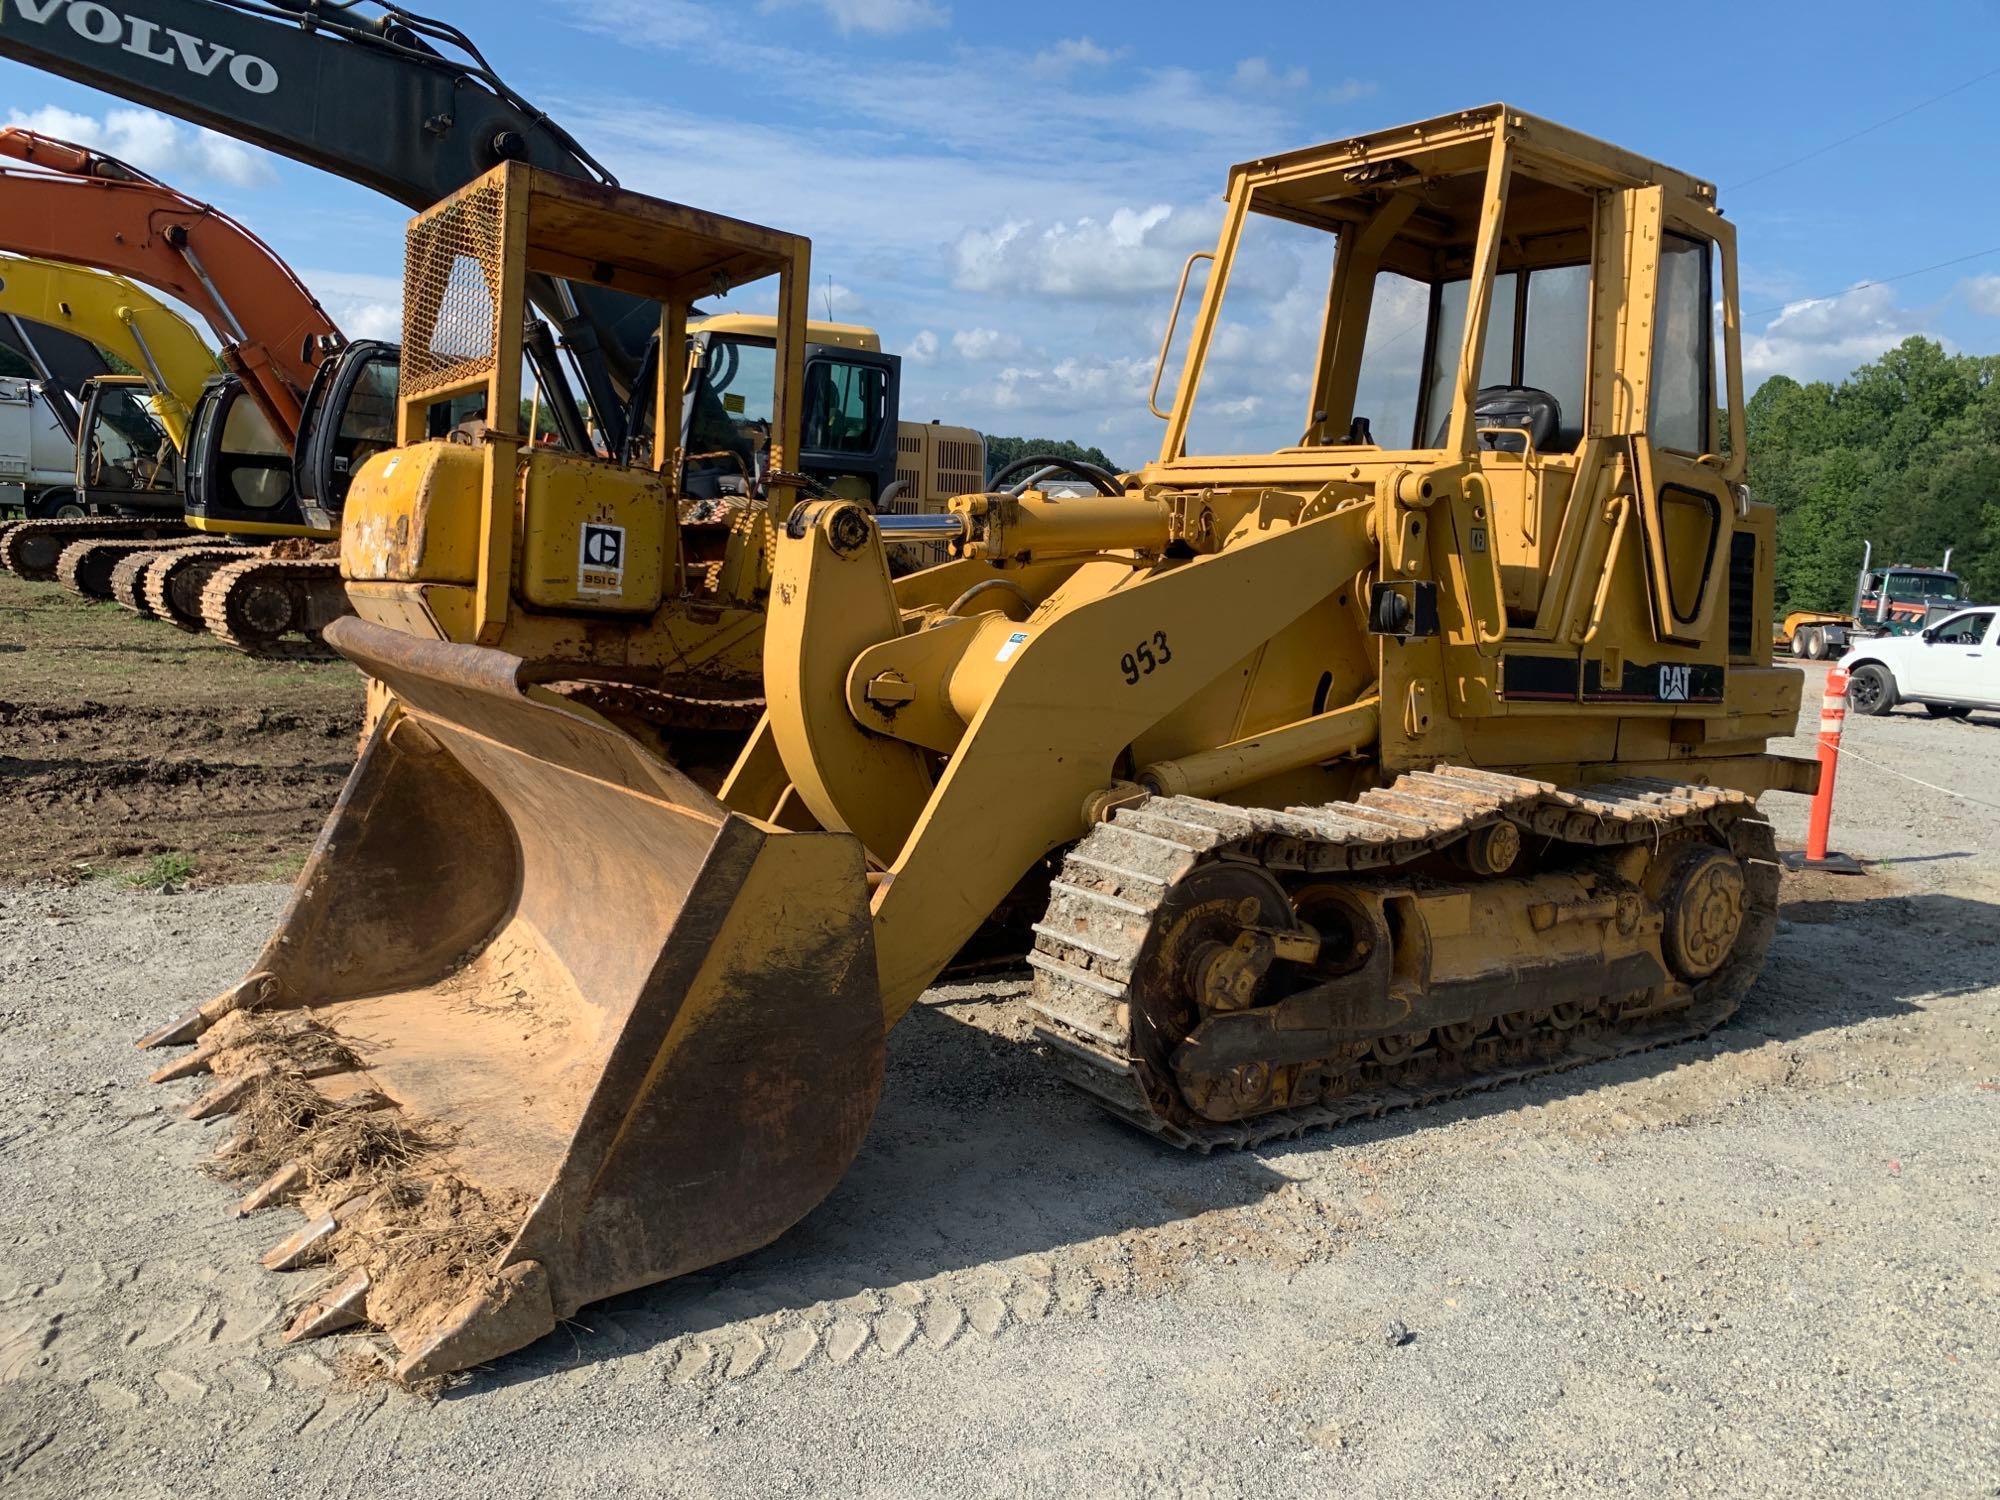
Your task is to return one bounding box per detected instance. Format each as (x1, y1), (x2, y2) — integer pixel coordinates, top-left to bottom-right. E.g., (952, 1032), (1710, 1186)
(1740, 242), (2000, 322)
(1727, 63), (2000, 191)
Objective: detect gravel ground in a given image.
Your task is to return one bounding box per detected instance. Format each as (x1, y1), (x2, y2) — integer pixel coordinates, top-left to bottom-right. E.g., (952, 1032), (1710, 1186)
(1, 664), (1996, 1498)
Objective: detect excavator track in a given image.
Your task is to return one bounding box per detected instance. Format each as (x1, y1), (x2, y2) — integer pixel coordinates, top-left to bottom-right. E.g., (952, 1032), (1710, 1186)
(140, 546), (250, 632)
(0, 515), (190, 582)
(198, 556), (346, 659)
(57, 535), (194, 602)
(109, 546), (167, 617)
(1028, 768), (1780, 1151)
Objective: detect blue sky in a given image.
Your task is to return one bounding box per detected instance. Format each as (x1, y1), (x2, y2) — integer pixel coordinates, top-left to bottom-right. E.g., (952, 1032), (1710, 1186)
(5, 0), (1999, 464)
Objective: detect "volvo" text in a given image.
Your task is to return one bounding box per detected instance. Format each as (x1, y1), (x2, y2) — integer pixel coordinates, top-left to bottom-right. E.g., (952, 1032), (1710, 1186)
(6, 0), (279, 95)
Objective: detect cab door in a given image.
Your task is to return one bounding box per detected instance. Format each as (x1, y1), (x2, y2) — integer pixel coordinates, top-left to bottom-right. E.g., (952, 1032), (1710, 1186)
(182, 377), (311, 536)
(1630, 231), (1731, 648)
(800, 347), (899, 502)
(1919, 609), (1998, 705)
(293, 340), (399, 531)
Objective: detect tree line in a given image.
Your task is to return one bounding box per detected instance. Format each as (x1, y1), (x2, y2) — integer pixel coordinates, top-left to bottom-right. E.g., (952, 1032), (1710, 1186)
(1748, 337), (2000, 610)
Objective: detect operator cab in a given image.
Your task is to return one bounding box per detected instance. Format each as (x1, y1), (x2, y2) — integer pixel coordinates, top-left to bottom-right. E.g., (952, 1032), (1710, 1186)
(1155, 106), (1745, 646)
(624, 315), (901, 505)
(74, 376), (179, 515)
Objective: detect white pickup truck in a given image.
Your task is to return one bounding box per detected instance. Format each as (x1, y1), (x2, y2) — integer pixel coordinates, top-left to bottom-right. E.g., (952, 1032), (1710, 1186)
(1841, 606), (1999, 718)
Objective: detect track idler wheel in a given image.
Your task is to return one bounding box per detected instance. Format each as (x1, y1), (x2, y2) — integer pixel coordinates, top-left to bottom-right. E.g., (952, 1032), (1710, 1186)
(232, 575), (300, 639)
(1655, 844), (1748, 982)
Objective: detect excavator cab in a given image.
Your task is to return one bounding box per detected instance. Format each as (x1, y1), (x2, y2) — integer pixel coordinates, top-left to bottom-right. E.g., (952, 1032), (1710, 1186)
(680, 317), (900, 504)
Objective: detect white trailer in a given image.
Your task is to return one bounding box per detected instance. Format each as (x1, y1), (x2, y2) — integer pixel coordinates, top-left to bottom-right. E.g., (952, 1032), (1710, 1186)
(0, 375), (78, 517)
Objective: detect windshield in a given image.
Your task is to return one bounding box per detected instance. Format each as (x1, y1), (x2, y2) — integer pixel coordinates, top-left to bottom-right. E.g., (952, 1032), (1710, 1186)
(1884, 572), (1960, 602)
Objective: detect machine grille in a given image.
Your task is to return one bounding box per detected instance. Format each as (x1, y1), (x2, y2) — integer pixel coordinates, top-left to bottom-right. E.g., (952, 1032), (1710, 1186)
(401, 180), (505, 400)
(1727, 530), (1757, 658)
(937, 438), (984, 496)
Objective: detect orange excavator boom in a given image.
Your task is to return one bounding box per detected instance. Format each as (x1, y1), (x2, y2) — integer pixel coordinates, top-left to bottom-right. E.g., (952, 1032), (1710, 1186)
(0, 127), (340, 441)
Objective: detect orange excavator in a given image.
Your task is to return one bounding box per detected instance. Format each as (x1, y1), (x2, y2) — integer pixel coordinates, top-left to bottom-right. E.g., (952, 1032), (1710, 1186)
(0, 130), (350, 651)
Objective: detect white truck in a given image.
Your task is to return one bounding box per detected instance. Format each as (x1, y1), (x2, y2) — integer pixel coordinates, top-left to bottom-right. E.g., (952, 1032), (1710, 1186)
(1840, 605), (2000, 719)
(0, 375), (78, 518)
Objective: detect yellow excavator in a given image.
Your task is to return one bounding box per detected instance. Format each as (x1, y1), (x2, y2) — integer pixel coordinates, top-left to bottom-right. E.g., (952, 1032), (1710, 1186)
(145, 107), (1813, 1381)
(0, 255), (218, 582)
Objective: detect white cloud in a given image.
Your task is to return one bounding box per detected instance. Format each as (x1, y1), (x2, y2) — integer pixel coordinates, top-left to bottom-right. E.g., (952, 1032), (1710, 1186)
(5, 105), (274, 188)
(952, 204), (1217, 298)
(302, 269), (403, 342)
(1233, 57), (1309, 91)
(1032, 37), (1120, 74)
(1741, 283), (1936, 382)
(816, 281), (865, 318)
(1964, 275), (2000, 318)
(982, 353), (1155, 412)
(761, 0), (947, 33)
(951, 327), (1022, 360)
(550, 0), (1364, 458)
(1323, 78), (1377, 105)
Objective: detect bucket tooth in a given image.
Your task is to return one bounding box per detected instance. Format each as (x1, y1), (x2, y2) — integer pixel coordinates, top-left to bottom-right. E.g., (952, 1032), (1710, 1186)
(390, 1261), (554, 1385)
(138, 972), (280, 1050)
(284, 1269), (372, 1342)
(236, 1161), (307, 1217)
(185, 1067), (273, 1121)
(148, 1047), (218, 1084)
(137, 1009), (213, 1050)
(262, 1193), (369, 1272)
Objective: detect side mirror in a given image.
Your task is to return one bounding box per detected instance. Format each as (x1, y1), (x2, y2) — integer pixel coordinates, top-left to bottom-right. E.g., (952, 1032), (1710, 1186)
(1921, 628), (1937, 643)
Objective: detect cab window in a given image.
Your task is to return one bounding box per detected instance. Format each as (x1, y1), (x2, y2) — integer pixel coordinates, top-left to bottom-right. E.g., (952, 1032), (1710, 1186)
(1932, 611), (1992, 646)
(1887, 571), (1959, 603)
(1420, 264), (1589, 449)
(1650, 234), (1713, 455)
(803, 358), (886, 455)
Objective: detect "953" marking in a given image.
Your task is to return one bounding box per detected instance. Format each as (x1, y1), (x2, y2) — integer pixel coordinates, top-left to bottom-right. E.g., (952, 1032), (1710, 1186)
(1120, 631), (1173, 685)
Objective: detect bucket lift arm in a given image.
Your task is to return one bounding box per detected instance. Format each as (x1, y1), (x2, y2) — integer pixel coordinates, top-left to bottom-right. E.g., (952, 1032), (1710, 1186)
(0, 0), (644, 450)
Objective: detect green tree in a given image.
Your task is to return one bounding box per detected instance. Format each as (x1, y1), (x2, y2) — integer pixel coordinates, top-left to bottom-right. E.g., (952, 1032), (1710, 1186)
(980, 434), (1124, 484)
(1749, 337), (2000, 612)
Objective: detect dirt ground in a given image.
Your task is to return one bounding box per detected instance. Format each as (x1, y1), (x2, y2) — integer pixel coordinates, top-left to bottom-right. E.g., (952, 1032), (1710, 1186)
(0, 574), (362, 887)
(1, 660), (1997, 1497)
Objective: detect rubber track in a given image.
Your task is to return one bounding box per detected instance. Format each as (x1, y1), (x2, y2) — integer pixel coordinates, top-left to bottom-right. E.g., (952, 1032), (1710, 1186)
(1028, 767), (1781, 1151)
(56, 536), (189, 602)
(197, 557), (341, 660)
(0, 517), (190, 581)
(140, 547), (247, 632)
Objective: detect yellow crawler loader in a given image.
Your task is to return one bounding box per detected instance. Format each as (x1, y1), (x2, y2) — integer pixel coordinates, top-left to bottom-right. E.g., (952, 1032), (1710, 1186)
(144, 107), (1815, 1381)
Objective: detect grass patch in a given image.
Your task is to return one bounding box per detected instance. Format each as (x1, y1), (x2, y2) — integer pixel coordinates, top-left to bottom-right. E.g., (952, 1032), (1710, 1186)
(257, 849), (310, 883)
(122, 851), (197, 892)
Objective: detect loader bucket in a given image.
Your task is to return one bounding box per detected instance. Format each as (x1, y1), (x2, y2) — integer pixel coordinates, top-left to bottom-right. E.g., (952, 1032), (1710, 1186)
(142, 616), (884, 1381)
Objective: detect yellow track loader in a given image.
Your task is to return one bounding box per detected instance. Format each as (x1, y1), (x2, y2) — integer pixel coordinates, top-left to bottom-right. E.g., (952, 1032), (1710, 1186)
(144, 107), (1815, 1381)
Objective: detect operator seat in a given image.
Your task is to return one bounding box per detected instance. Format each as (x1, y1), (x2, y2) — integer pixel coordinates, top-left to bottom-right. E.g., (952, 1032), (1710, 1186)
(1434, 385), (1568, 453)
